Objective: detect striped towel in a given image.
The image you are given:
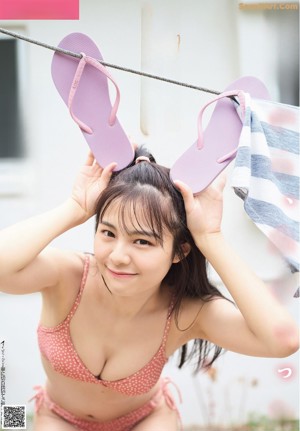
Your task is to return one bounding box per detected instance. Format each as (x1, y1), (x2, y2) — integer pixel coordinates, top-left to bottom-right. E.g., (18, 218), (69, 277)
(231, 93), (299, 295)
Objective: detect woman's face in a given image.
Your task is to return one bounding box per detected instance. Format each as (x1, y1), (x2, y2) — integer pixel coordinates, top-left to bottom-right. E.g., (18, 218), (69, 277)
(94, 200), (178, 298)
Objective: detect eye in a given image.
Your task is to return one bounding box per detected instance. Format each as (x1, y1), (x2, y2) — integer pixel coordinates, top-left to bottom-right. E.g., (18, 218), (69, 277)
(101, 230), (115, 238)
(135, 239), (152, 246)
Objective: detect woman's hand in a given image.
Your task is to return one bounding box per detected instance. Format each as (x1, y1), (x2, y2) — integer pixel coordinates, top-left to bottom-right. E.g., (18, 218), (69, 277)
(174, 173), (226, 242)
(71, 152), (117, 222)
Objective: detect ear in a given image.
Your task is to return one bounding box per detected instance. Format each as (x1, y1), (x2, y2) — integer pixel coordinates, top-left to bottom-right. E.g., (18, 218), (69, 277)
(172, 242), (191, 263)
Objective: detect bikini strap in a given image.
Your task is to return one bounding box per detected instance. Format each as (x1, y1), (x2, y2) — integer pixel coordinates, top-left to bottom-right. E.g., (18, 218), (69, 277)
(66, 254), (90, 322)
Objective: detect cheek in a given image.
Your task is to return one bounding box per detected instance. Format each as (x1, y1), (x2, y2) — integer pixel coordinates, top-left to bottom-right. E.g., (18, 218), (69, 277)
(149, 250), (174, 273)
(94, 238), (108, 262)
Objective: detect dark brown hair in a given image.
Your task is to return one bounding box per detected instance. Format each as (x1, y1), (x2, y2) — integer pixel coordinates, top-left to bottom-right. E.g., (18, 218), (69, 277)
(95, 146), (226, 371)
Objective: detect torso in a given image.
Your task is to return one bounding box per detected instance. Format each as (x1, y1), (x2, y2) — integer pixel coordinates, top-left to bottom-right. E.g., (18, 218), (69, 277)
(39, 252), (202, 421)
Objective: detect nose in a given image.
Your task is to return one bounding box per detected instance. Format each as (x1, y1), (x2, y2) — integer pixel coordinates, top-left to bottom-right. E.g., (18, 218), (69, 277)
(109, 241), (131, 266)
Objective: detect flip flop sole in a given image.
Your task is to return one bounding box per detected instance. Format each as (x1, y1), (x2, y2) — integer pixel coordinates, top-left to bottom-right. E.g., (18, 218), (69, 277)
(51, 33), (134, 170)
(170, 76), (270, 194)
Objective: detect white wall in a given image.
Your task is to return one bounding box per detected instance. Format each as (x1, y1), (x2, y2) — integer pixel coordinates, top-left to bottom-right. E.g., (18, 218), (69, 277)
(0, 0), (298, 427)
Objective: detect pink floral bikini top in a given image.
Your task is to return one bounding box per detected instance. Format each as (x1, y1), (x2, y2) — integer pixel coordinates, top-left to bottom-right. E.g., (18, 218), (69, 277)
(37, 254), (173, 396)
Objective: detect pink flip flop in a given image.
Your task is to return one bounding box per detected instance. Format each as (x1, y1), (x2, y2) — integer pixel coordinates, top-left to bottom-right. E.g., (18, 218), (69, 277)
(170, 76), (271, 194)
(51, 33), (134, 170)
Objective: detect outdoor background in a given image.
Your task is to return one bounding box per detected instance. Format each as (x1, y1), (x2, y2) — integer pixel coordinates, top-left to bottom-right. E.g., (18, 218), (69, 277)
(0, 0), (299, 429)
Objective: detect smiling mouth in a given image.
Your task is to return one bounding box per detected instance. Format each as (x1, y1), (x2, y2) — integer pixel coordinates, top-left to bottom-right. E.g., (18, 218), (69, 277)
(106, 267), (137, 278)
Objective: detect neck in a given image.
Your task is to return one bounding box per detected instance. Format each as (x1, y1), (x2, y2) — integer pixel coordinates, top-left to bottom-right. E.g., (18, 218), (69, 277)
(100, 278), (168, 320)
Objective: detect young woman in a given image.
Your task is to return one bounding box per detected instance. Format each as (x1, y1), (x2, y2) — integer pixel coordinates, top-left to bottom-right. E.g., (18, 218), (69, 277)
(0, 147), (298, 431)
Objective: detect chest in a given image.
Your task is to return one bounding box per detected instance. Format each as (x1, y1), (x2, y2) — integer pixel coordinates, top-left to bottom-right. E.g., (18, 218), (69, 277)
(39, 264), (185, 385)
(69, 299), (170, 380)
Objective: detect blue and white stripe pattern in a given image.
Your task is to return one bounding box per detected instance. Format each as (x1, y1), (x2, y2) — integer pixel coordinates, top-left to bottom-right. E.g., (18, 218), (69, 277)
(231, 93), (299, 282)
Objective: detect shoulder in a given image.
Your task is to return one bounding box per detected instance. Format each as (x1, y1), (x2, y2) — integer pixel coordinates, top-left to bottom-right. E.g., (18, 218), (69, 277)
(40, 250), (90, 326)
(41, 249), (87, 301)
(170, 295), (231, 344)
(41, 248), (86, 285)
(42, 248), (88, 294)
(187, 295), (238, 342)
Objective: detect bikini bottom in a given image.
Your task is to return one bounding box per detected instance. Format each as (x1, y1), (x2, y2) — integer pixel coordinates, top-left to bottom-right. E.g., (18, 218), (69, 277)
(30, 377), (182, 431)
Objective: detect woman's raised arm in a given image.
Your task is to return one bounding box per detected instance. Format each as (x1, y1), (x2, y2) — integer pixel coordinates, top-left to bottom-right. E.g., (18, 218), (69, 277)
(175, 177), (299, 359)
(0, 153), (116, 294)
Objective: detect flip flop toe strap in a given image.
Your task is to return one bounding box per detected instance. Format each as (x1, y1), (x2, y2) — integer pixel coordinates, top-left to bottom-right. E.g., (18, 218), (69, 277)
(217, 147), (240, 164)
(197, 90), (246, 163)
(68, 53), (120, 133)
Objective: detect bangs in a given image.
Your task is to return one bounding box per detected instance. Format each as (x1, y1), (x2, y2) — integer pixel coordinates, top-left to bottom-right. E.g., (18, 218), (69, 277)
(97, 184), (180, 246)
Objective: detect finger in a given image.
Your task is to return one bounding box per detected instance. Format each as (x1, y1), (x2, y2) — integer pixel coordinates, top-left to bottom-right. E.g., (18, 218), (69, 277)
(216, 171), (227, 187)
(211, 172), (227, 193)
(100, 162), (118, 184)
(92, 157), (102, 169)
(85, 151), (95, 166)
(173, 180), (195, 212)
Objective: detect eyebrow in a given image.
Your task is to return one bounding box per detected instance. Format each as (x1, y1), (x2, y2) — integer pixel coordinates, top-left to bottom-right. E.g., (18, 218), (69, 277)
(99, 220), (158, 238)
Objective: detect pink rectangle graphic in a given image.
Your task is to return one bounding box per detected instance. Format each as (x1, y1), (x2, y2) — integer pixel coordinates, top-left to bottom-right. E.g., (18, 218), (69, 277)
(0, 0), (79, 20)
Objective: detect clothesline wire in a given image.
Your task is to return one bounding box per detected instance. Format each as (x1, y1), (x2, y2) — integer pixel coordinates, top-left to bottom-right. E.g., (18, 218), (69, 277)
(0, 27), (222, 95)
